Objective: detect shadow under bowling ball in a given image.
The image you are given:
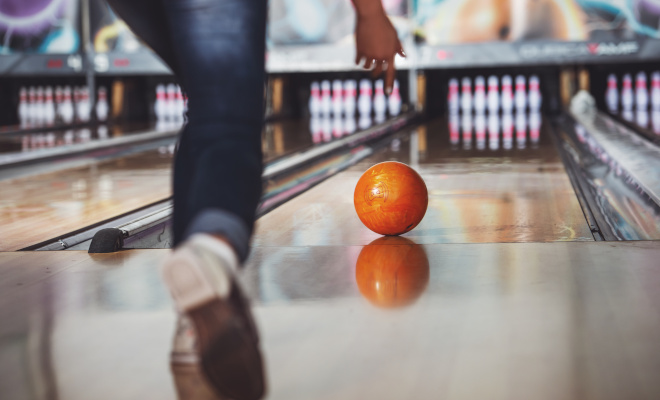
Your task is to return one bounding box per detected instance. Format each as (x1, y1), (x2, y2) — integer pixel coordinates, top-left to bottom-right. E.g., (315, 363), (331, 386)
(355, 236), (430, 308)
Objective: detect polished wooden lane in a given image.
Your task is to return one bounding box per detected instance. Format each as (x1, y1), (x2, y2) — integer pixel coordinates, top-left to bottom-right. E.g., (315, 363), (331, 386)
(2, 241), (660, 399)
(0, 149), (174, 251)
(253, 117), (593, 247)
(0, 118), (358, 251)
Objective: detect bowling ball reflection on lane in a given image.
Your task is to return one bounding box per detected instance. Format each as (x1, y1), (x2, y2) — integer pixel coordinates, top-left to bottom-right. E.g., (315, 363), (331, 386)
(355, 236), (430, 308)
(354, 161), (428, 236)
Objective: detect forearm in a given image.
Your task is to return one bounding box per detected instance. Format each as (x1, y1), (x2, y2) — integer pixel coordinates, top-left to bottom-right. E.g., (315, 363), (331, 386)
(351, 0), (386, 18)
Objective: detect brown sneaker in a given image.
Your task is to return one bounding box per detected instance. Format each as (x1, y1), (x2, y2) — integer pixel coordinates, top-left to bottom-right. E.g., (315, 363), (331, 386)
(162, 234), (265, 400)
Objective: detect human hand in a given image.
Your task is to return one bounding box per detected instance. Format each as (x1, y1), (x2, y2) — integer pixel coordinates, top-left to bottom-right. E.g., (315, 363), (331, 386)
(354, 12), (405, 94)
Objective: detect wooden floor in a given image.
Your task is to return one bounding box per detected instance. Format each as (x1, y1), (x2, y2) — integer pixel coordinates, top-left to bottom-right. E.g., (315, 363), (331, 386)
(0, 148), (173, 251)
(3, 116), (658, 399)
(1, 241), (660, 400)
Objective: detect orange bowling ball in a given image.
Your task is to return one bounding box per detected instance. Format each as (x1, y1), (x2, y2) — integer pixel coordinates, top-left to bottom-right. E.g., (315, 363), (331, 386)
(354, 161), (428, 235)
(355, 236), (430, 308)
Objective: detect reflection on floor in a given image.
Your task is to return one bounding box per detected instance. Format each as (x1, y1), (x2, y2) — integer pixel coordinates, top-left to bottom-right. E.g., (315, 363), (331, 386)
(448, 111), (542, 151)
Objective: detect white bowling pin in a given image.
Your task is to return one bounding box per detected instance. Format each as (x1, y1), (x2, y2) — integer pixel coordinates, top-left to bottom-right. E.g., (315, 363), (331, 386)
(78, 87), (91, 122)
(635, 71), (648, 111)
(475, 112), (486, 145)
(461, 112), (472, 145)
(343, 80), (357, 117)
(18, 87), (28, 126)
(309, 81), (321, 116)
(622, 109), (634, 121)
(320, 80), (332, 116)
(309, 116), (322, 144)
(651, 71), (660, 111)
(622, 74), (633, 112)
(154, 84), (167, 121)
(359, 114), (372, 130)
(501, 75), (514, 113)
(514, 75), (526, 112)
(374, 79), (387, 122)
(332, 80), (343, 116)
(474, 76), (486, 113)
(44, 87), (55, 125)
(387, 79), (402, 117)
(448, 78), (459, 113)
(358, 79), (372, 116)
(487, 76), (499, 114)
(605, 74), (618, 113)
(96, 86), (109, 122)
(528, 75), (542, 111)
(166, 83), (177, 120)
(36, 86), (45, 125)
(61, 86), (74, 124)
(461, 77), (472, 113)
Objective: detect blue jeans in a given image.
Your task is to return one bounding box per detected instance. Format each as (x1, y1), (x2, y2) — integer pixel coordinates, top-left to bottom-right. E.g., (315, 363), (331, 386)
(107, 0), (267, 261)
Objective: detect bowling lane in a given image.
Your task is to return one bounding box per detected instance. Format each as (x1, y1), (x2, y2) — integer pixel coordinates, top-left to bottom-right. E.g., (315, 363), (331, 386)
(253, 114), (594, 247)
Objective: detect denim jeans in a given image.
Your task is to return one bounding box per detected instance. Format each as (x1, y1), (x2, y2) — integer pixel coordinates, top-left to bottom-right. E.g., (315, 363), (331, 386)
(106, 0), (267, 261)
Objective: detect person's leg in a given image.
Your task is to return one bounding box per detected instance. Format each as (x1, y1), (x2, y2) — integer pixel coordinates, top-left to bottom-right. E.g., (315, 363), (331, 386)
(163, 0), (266, 262)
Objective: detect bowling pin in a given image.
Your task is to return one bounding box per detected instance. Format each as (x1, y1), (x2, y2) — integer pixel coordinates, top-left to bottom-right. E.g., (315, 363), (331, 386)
(474, 76), (486, 113)
(621, 74), (633, 112)
(605, 74), (618, 113)
(374, 79), (387, 122)
(501, 75), (514, 113)
(154, 84), (167, 122)
(18, 87), (28, 126)
(174, 85), (186, 124)
(320, 80), (332, 116)
(36, 86), (45, 125)
(448, 78), (459, 113)
(487, 75), (499, 113)
(528, 75), (542, 111)
(635, 71), (648, 111)
(387, 79), (402, 117)
(28, 86), (37, 124)
(358, 79), (372, 117)
(44, 86), (55, 125)
(60, 86), (74, 124)
(343, 80), (357, 117)
(651, 71), (660, 111)
(96, 86), (109, 122)
(78, 87), (91, 122)
(514, 75), (526, 112)
(166, 83), (177, 120)
(309, 81), (321, 116)
(461, 77), (472, 113)
(622, 109), (634, 122)
(332, 80), (343, 116)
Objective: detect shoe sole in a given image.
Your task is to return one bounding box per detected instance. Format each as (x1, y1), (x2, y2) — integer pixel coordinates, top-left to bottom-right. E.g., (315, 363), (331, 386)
(162, 246), (265, 400)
